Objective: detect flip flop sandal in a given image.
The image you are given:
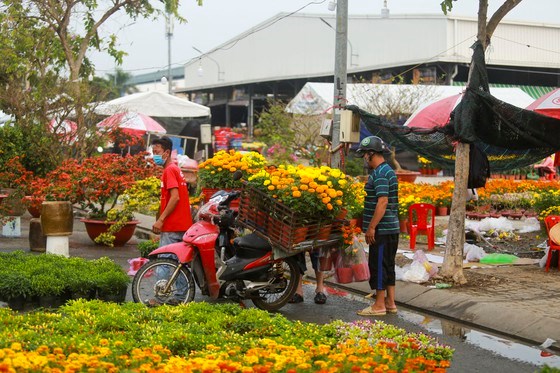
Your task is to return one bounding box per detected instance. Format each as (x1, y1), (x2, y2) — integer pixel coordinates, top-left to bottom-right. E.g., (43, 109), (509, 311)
(386, 307), (398, 314)
(356, 306), (386, 316)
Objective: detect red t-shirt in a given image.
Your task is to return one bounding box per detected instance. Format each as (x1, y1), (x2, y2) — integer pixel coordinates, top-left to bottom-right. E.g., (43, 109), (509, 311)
(160, 164), (192, 232)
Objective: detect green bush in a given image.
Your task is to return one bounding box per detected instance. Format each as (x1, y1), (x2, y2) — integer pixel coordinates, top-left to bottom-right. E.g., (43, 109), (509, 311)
(0, 123), (60, 177)
(137, 239), (159, 258)
(0, 252), (129, 305)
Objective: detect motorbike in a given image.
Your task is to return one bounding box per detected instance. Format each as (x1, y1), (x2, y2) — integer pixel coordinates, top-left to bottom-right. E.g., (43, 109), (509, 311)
(131, 188), (302, 311)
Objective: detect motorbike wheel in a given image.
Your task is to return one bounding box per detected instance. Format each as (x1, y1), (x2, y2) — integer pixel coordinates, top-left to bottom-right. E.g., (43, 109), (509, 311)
(131, 258), (196, 306)
(251, 256), (301, 312)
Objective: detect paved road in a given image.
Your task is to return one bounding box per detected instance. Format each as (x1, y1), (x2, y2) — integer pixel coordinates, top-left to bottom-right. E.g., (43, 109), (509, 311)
(274, 281), (556, 373)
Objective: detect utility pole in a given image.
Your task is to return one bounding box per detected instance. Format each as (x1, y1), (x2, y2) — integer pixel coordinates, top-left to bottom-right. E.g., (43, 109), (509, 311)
(166, 12), (173, 94)
(331, 0), (348, 169)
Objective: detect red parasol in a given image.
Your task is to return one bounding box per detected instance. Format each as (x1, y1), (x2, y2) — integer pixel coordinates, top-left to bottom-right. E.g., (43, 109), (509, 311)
(403, 93), (463, 129)
(97, 112), (166, 135)
(525, 88), (560, 119)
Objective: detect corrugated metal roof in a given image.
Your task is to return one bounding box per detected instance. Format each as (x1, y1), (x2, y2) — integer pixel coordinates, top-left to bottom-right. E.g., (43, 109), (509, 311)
(180, 13), (560, 90)
(452, 82), (556, 99)
(129, 66), (184, 85)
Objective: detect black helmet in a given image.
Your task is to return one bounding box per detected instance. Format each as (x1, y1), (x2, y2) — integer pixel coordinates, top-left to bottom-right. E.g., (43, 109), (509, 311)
(355, 136), (391, 157)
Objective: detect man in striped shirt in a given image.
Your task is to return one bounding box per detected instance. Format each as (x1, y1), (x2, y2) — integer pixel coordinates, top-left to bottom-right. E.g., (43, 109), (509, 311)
(354, 136), (400, 316)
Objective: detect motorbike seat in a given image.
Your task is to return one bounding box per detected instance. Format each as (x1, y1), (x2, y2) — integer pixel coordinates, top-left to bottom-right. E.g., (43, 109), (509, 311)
(233, 233), (272, 252)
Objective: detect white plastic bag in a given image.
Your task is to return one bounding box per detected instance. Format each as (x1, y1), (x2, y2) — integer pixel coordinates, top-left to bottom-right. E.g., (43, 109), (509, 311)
(464, 243), (486, 262)
(402, 261), (429, 283)
(412, 250), (438, 278)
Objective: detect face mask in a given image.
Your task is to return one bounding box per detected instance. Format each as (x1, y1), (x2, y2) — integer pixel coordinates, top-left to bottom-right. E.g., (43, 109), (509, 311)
(153, 154), (165, 166)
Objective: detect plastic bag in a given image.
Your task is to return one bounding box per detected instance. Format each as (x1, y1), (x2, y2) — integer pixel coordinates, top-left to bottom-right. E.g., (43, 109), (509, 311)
(402, 261), (429, 283)
(479, 253), (518, 265)
(318, 247), (336, 272)
(412, 250), (438, 278)
(464, 243), (486, 262)
(334, 250), (354, 284)
(127, 257), (149, 276)
(351, 237), (370, 282)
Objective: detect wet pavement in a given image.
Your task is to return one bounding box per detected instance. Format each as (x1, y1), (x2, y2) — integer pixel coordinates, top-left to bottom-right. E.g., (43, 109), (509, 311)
(2, 206), (560, 370)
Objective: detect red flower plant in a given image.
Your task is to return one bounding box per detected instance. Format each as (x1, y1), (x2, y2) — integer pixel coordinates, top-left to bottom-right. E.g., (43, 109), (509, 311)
(28, 153), (159, 219)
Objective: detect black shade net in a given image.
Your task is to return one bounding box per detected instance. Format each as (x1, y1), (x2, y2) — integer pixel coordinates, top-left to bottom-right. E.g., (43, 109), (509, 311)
(349, 42), (560, 172)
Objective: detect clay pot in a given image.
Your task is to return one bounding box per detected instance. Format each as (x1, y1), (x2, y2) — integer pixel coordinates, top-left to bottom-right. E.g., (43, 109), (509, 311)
(81, 218), (139, 246)
(399, 219), (408, 233)
(436, 207), (448, 216)
(40, 201), (73, 236)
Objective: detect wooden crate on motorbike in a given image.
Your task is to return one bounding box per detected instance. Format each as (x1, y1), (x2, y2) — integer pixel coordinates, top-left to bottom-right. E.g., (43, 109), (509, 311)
(237, 185), (343, 256)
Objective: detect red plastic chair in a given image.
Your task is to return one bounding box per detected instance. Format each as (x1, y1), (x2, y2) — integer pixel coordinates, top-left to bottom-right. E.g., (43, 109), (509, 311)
(408, 203), (436, 250)
(544, 215), (560, 272)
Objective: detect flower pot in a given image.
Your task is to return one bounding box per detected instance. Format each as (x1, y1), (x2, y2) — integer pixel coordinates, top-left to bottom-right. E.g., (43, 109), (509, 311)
(40, 201), (73, 236)
(336, 267), (354, 284)
(23, 196), (43, 218)
(436, 207), (448, 216)
(335, 208), (348, 220)
(29, 218), (46, 253)
(81, 219), (139, 246)
(399, 219), (408, 233)
(316, 224), (332, 240)
(352, 263), (370, 282)
(395, 171), (420, 183)
(255, 211), (268, 231)
(293, 226), (308, 244)
(278, 224), (308, 247)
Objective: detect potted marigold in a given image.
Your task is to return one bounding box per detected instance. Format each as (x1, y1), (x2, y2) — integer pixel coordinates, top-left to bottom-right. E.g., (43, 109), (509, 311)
(197, 150), (267, 201)
(244, 164), (348, 245)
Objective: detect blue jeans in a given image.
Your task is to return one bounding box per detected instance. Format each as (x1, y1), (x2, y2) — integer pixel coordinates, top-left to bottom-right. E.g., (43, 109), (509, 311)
(157, 232), (188, 300)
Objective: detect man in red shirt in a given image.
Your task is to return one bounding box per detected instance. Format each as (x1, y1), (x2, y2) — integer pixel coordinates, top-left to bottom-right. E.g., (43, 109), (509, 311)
(149, 137), (193, 306)
(151, 137), (192, 245)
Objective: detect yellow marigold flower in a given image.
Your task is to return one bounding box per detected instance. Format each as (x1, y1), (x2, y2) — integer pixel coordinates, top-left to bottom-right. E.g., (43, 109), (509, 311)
(293, 191), (302, 198)
(308, 188), (315, 193)
(263, 180), (271, 186)
(322, 197), (331, 204)
(309, 181), (318, 189)
(268, 185), (275, 191)
(229, 167), (237, 172)
(328, 189), (337, 198)
(327, 203), (333, 210)
(300, 184), (308, 191)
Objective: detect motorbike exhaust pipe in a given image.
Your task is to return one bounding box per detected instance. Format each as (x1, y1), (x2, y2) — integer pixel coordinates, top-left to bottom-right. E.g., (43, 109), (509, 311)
(245, 281), (271, 291)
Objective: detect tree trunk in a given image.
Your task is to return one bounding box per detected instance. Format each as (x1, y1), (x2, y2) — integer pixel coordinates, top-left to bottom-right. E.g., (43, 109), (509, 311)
(440, 142), (468, 284)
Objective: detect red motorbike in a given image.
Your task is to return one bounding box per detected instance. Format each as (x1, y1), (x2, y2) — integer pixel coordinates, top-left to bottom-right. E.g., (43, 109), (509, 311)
(131, 189), (301, 311)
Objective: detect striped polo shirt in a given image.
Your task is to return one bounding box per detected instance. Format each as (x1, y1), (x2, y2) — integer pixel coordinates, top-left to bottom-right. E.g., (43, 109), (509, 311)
(362, 162), (400, 235)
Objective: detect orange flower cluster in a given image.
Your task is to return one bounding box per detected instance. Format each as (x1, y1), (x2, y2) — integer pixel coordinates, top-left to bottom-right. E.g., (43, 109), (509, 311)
(248, 164), (348, 218)
(0, 339), (451, 373)
(341, 222), (362, 245)
(477, 179), (560, 200)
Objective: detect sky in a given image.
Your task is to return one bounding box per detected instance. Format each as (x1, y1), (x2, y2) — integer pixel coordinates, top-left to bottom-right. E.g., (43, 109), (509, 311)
(90, 0), (560, 78)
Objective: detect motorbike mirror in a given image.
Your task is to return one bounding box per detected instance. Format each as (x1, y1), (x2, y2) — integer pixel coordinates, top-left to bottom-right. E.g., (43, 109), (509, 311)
(233, 170), (243, 181)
